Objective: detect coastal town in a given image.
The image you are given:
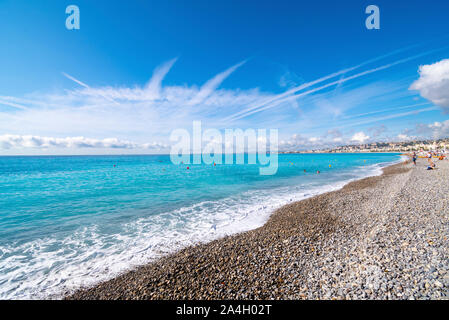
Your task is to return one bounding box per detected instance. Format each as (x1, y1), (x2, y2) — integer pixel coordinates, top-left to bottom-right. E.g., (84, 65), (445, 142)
(284, 138), (449, 154)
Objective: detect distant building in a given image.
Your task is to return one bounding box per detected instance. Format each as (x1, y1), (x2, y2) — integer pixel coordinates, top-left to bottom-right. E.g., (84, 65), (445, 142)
(280, 138), (449, 154)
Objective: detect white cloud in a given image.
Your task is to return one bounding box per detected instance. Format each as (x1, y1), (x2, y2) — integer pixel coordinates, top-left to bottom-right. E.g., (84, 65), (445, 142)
(410, 59), (449, 113)
(426, 120), (449, 139)
(399, 120), (449, 141)
(0, 59), (273, 151)
(0, 134), (167, 150)
(368, 124), (387, 138)
(350, 131), (370, 143)
(2, 53), (446, 155)
(279, 133), (341, 151)
(325, 128), (342, 138)
(279, 129), (374, 151)
(279, 134), (311, 150)
(397, 134), (410, 141)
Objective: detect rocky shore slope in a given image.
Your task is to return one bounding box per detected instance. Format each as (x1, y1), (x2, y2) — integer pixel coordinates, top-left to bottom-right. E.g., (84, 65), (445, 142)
(67, 158), (449, 300)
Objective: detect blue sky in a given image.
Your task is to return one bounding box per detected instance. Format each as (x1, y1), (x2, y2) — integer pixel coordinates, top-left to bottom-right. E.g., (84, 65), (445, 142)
(0, 0), (449, 154)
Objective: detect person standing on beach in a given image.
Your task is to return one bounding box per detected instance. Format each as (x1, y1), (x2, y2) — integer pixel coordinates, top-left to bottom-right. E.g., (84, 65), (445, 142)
(412, 153), (417, 165)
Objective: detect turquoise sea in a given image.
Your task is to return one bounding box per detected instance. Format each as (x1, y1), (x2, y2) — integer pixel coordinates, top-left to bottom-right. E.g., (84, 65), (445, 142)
(0, 153), (401, 299)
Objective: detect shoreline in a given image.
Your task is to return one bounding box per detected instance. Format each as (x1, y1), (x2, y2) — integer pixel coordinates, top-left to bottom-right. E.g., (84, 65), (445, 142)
(67, 158), (448, 300)
(0, 155), (401, 300)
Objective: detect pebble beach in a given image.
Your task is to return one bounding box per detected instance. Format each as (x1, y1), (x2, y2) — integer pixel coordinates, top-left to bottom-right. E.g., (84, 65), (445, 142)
(67, 158), (449, 300)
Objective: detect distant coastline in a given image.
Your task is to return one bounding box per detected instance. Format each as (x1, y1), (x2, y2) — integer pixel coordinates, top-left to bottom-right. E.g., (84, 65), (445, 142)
(281, 137), (449, 154)
(280, 151), (402, 154)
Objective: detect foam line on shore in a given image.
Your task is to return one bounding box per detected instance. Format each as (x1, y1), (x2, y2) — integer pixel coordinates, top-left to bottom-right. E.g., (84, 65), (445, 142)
(1, 157), (403, 299)
(69, 158), (449, 300)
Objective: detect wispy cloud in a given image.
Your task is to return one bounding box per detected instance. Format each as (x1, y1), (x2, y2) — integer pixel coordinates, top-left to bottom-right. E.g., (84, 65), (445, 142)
(1, 45), (448, 154)
(224, 45), (432, 123)
(344, 106), (438, 127)
(188, 60), (246, 106)
(340, 102), (431, 120)
(62, 72), (90, 88)
(0, 99), (30, 111)
(62, 72), (120, 105)
(0, 60), (273, 149)
(145, 57), (178, 99)
(226, 49), (444, 122)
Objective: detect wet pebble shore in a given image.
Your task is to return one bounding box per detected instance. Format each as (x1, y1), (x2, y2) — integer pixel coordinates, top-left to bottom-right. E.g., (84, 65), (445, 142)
(67, 158), (449, 300)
